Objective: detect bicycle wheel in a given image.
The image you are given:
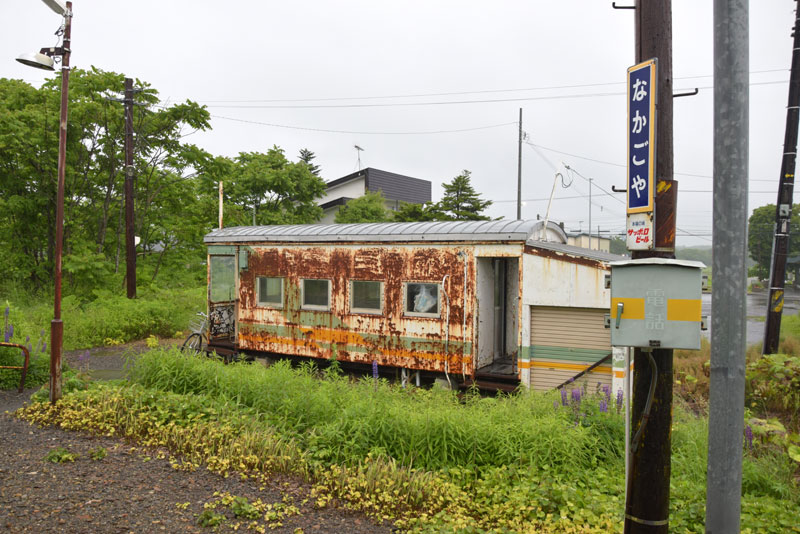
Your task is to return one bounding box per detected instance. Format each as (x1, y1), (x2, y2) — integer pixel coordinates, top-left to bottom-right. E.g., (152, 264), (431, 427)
(181, 333), (203, 353)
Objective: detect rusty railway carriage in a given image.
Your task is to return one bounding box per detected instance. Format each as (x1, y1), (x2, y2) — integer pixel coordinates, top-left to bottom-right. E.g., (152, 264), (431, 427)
(203, 220), (621, 391)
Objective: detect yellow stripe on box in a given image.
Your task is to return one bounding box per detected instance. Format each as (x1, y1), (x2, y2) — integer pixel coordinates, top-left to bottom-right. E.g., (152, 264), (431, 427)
(610, 298), (645, 320)
(529, 361), (612, 374)
(666, 299), (702, 322)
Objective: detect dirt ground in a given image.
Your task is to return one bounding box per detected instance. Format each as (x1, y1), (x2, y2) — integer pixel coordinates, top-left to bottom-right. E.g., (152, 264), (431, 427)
(0, 342), (394, 534)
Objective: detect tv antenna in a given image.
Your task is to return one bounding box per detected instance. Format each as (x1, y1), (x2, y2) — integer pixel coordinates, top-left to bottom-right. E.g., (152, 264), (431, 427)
(354, 145), (364, 170)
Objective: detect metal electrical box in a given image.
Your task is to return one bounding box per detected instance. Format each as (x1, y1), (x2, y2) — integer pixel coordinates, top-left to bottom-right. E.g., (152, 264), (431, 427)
(607, 258), (705, 350)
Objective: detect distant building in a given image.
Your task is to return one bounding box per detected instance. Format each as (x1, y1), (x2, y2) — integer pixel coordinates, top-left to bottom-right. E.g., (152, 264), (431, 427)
(567, 232), (610, 252)
(317, 167), (431, 224)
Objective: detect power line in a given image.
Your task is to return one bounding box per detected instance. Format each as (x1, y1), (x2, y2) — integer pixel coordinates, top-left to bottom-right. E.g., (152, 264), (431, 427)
(204, 113), (519, 136)
(189, 80), (786, 110)
(175, 69), (787, 104)
(526, 141), (776, 182)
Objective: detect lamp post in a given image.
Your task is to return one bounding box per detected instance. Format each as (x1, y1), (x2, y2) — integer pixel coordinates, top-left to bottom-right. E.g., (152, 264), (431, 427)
(16, 0), (72, 404)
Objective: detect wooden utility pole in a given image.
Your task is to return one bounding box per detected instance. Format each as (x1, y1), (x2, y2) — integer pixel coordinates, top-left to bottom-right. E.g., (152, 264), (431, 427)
(50, 1), (73, 404)
(624, 2), (675, 533)
(124, 77), (136, 299)
(763, 3), (800, 355)
(517, 108), (523, 220)
(219, 181), (224, 229)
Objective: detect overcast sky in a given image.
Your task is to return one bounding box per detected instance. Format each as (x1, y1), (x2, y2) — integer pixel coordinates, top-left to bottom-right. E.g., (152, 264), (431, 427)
(2, 1), (795, 246)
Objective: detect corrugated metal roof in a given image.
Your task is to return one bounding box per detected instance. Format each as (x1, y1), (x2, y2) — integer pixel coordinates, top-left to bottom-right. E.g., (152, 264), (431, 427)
(527, 239), (629, 263)
(205, 220), (540, 244)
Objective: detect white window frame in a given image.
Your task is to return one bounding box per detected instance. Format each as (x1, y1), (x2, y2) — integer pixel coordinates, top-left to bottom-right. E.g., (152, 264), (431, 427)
(301, 278), (331, 311)
(349, 280), (384, 315)
(403, 282), (441, 318)
(257, 276), (284, 308)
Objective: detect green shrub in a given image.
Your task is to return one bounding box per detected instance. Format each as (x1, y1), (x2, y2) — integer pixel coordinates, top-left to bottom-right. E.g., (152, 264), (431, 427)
(746, 353), (800, 428)
(0, 346), (50, 390)
(1, 286), (204, 353)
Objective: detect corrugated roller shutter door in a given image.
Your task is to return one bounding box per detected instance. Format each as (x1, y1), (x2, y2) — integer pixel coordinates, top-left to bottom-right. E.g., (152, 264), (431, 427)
(530, 306), (612, 391)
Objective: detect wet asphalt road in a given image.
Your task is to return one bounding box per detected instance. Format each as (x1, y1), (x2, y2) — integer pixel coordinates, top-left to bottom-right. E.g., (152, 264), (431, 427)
(701, 288), (800, 345)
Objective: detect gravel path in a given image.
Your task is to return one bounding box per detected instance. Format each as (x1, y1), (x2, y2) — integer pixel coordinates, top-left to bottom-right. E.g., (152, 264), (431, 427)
(0, 344), (394, 534)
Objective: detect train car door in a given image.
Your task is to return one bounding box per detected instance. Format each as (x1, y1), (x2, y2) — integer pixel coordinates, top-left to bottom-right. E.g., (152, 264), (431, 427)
(476, 257), (519, 375)
(208, 249), (237, 341)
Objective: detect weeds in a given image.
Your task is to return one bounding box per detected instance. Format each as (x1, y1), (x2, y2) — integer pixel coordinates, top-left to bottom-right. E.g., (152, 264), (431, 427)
(45, 447), (78, 463)
(16, 351), (800, 533)
(88, 447), (107, 461)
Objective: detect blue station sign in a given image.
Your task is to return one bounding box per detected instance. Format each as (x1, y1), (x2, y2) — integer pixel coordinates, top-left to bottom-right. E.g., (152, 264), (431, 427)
(626, 59), (657, 215)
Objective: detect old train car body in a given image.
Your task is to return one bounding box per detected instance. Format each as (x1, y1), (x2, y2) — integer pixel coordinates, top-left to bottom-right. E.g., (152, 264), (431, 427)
(203, 220), (621, 390)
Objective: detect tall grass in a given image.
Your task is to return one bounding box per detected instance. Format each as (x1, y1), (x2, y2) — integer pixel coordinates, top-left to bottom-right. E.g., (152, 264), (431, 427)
(122, 349), (799, 532)
(129, 348), (623, 475)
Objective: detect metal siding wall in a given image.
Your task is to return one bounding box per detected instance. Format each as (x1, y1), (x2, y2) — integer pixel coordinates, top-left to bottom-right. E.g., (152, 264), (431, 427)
(529, 306), (612, 391)
(366, 169), (432, 204)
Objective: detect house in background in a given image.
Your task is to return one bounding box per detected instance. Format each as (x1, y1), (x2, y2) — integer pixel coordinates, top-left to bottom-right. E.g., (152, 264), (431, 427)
(318, 167), (432, 223)
(567, 232), (611, 252)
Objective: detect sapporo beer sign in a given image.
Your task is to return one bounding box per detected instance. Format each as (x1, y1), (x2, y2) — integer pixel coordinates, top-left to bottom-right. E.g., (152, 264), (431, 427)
(626, 58), (657, 251)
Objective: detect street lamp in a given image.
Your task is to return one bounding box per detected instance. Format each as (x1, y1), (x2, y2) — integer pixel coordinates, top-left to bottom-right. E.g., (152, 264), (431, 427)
(16, 0), (72, 403)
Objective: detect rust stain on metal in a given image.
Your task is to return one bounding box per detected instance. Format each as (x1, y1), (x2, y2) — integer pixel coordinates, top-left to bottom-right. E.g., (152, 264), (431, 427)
(524, 244), (608, 270)
(237, 244), (474, 374)
(655, 179), (677, 250)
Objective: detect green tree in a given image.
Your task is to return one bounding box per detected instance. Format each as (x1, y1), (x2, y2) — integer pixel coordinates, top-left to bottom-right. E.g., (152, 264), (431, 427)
(0, 68), (212, 294)
(748, 203), (800, 280)
(437, 170), (492, 220)
(335, 191), (391, 223)
(221, 147), (325, 226)
(298, 148), (321, 176)
(392, 201), (443, 222)
(609, 236), (628, 255)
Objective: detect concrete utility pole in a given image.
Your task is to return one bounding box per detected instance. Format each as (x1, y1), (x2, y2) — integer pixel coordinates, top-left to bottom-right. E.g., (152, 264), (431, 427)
(517, 108), (523, 220)
(124, 77), (136, 299)
(763, 2), (800, 355)
(706, 1), (749, 531)
(624, 1), (676, 533)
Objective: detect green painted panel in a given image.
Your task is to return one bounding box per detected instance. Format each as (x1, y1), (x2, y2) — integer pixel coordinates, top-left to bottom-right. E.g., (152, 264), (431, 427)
(518, 345), (532, 360)
(208, 245), (236, 255)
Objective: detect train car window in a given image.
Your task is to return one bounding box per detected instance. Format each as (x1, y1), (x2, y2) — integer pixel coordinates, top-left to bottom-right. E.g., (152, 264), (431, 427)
(209, 255), (235, 302)
(257, 277), (283, 308)
(404, 282), (440, 318)
(350, 280), (383, 314)
(301, 279), (330, 310)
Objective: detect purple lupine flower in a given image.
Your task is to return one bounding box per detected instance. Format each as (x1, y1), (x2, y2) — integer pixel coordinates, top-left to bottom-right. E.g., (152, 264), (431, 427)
(3, 306), (8, 319)
(41, 342), (47, 352)
(372, 360), (378, 380)
(560, 388), (568, 406)
(599, 399), (608, 413)
(3, 328), (9, 343)
(571, 388), (582, 405)
(745, 425), (754, 450)
(37, 330), (45, 352)
(616, 389), (624, 413)
(6, 323), (13, 341)
(602, 384), (611, 401)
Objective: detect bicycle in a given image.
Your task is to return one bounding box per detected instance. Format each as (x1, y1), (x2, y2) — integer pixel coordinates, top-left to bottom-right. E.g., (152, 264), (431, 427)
(181, 312), (208, 355)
